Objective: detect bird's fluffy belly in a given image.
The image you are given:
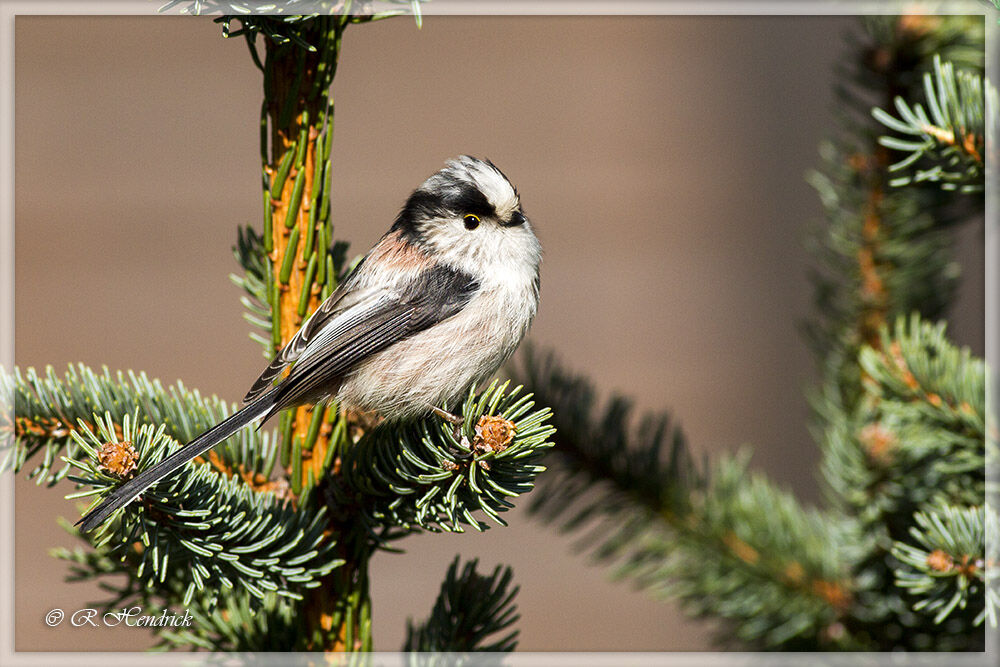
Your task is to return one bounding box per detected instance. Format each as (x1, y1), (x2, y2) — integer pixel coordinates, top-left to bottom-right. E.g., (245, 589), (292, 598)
(336, 293), (524, 420)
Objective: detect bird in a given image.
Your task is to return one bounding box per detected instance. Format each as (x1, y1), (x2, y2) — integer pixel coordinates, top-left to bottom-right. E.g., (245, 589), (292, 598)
(77, 155), (542, 533)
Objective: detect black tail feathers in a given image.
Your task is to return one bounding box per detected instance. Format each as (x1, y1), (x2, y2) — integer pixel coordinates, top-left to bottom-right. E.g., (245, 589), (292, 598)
(76, 392), (275, 533)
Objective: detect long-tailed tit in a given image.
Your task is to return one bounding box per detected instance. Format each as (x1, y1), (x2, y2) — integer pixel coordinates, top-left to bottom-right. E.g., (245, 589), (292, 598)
(78, 155), (541, 532)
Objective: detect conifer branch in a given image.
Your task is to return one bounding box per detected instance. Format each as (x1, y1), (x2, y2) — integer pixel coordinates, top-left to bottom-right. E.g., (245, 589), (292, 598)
(892, 505), (989, 626)
(873, 55), (993, 192)
(804, 16), (986, 651)
(804, 16), (982, 363)
(515, 351), (858, 648)
(333, 381), (554, 536)
(861, 315), (985, 438)
(2, 364), (274, 488)
(832, 315), (986, 532)
(54, 543), (312, 650)
(404, 557), (520, 653)
(39, 408), (340, 606)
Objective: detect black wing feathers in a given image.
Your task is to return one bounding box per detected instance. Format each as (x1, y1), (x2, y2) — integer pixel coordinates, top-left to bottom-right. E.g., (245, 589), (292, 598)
(243, 262), (364, 404)
(266, 264), (479, 415)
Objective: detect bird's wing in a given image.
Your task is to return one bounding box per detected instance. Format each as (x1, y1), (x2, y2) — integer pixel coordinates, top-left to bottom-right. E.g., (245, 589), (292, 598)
(242, 262), (374, 404)
(255, 263), (481, 415)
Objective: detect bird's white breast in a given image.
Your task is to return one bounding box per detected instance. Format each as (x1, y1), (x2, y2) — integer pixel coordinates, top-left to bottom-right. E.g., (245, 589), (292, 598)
(336, 269), (538, 420)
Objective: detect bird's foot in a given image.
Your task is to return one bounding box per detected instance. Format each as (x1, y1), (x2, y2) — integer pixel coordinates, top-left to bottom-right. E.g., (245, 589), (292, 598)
(430, 405), (470, 457)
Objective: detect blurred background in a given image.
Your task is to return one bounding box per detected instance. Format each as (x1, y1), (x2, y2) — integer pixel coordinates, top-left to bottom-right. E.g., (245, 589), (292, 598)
(13, 15), (984, 651)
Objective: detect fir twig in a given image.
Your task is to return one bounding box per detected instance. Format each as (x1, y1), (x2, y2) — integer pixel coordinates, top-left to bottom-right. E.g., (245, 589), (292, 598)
(873, 55), (993, 192)
(65, 411), (341, 607)
(334, 380), (556, 536)
(892, 505), (988, 625)
(1, 364), (276, 489)
(516, 350), (858, 648)
(404, 556), (520, 653)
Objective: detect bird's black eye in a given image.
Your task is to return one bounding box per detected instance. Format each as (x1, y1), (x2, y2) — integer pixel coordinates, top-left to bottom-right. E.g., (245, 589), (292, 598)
(464, 214), (480, 230)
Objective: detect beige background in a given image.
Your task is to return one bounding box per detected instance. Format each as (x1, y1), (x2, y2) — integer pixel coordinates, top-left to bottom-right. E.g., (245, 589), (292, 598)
(13, 15), (984, 652)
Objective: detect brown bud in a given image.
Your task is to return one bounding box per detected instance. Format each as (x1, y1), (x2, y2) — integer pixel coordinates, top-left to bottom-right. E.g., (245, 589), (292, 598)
(474, 415), (516, 454)
(97, 440), (139, 478)
(926, 549), (954, 572)
(859, 422), (897, 465)
(898, 13), (941, 37)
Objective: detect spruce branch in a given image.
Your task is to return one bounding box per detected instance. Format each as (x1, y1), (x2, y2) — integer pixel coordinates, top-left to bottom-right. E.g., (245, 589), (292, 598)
(873, 56), (993, 192)
(2, 363), (275, 489)
(515, 350), (858, 648)
(805, 23), (986, 645)
(404, 556), (520, 653)
(821, 314), (984, 535)
(333, 380), (556, 536)
(255, 12), (349, 501)
(53, 542), (310, 650)
(806, 15), (982, 556)
(830, 314), (986, 547)
(65, 411), (341, 606)
(630, 454), (859, 648)
(154, 590), (302, 651)
(892, 505), (988, 626)
(860, 314), (985, 441)
(804, 16), (981, 362)
(812, 317), (986, 649)
(2, 363), (339, 607)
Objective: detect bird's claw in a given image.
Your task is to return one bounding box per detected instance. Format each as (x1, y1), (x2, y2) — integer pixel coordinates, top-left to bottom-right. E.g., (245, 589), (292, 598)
(429, 405), (471, 458)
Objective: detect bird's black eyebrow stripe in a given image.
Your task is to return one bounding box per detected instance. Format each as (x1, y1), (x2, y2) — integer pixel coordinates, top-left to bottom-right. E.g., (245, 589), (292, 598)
(443, 183), (496, 218)
(392, 190), (439, 243)
(392, 181), (498, 243)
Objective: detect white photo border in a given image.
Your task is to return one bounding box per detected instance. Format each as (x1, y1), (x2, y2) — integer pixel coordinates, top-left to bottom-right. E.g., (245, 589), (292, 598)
(0, 1), (995, 665)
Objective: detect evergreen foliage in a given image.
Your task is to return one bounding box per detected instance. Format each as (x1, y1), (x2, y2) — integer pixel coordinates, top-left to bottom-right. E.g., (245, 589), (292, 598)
(873, 55), (992, 191)
(516, 352), (859, 649)
(513, 14), (991, 651)
(3, 364), (276, 489)
(1, 362), (551, 648)
(335, 381), (554, 536)
(404, 557), (521, 653)
(891, 505), (987, 625)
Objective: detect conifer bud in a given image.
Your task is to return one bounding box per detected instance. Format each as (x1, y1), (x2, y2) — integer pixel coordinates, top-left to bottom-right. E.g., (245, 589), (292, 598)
(97, 440), (139, 478)
(474, 415), (516, 454)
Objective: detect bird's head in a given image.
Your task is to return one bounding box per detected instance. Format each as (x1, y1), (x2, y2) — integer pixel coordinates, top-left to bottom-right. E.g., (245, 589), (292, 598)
(392, 156), (541, 280)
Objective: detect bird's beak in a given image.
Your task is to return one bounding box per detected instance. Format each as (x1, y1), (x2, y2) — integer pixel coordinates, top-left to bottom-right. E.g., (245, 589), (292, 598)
(501, 211), (527, 227)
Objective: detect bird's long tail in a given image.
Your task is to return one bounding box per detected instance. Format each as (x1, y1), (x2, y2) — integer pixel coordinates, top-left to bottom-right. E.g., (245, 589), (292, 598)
(76, 391), (277, 533)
